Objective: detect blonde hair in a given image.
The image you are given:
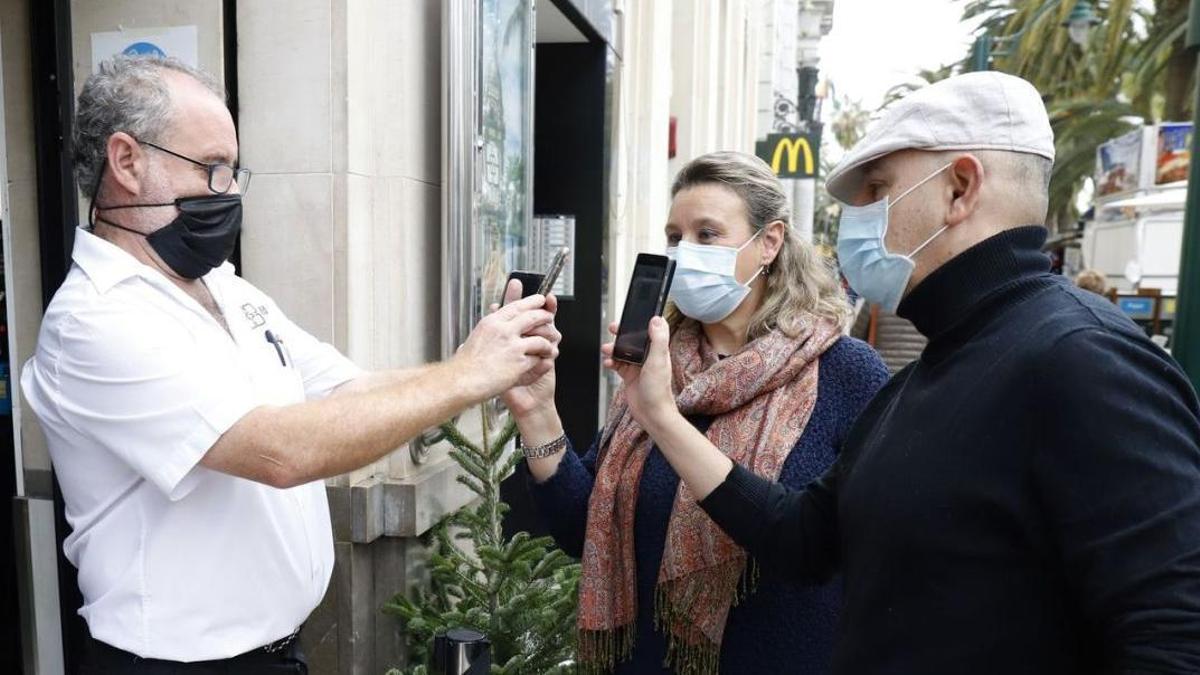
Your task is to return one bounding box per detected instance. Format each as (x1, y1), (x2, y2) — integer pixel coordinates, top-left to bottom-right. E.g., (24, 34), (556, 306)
(665, 151), (851, 339)
(1074, 269), (1108, 296)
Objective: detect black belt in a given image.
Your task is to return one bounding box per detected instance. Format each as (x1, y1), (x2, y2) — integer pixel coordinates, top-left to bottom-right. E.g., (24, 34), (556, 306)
(82, 630), (306, 673)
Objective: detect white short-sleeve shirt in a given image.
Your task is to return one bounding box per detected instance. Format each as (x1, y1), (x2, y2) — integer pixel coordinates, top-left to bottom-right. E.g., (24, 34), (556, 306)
(20, 229), (365, 661)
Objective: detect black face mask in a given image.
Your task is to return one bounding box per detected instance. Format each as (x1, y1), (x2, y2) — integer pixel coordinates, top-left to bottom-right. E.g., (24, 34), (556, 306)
(93, 193), (242, 280)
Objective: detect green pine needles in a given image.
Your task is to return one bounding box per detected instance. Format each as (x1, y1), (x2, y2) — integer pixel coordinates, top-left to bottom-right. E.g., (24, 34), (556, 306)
(384, 407), (581, 674)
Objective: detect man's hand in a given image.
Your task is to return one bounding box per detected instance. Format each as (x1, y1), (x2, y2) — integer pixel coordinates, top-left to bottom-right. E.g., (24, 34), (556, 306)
(453, 292), (557, 401)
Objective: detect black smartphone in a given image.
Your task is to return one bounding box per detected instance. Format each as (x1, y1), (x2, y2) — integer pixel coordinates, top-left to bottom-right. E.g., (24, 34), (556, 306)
(502, 271), (544, 305)
(501, 247), (570, 305)
(613, 254), (676, 365)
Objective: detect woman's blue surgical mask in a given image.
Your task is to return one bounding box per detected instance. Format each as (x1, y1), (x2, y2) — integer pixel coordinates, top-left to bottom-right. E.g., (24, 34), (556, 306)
(666, 231), (764, 324)
(837, 163), (953, 313)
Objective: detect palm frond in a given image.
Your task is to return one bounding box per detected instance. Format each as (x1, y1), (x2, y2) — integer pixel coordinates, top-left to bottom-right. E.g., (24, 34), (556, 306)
(953, 0), (1189, 226)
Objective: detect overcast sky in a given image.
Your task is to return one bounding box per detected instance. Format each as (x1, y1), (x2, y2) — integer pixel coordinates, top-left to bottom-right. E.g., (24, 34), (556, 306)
(820, 0), (979, 112)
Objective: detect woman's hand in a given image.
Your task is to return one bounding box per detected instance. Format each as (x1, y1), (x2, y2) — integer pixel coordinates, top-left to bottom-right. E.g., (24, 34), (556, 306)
(603, 316), (732, 499)
(601, 316), (681, 433)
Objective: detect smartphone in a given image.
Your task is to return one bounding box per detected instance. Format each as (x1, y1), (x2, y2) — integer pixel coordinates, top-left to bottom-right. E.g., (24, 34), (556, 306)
(502, 271), (544, 305)
(537, 247), (570, 296)
(613, 254), (676, 365)
(501, 247), (570, 306)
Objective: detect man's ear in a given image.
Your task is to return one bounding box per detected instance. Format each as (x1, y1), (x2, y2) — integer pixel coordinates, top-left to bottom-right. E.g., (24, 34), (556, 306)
(946, 154), (984, 227)
(105, 132), (148, 197)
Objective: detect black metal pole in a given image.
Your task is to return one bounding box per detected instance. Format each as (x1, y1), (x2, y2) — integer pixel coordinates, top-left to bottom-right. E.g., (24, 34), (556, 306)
(970, 35), (992, 72)
(1172, 0), (1200, 389)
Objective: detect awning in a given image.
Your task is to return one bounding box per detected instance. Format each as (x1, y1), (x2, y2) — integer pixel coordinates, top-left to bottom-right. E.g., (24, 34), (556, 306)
(1100, 186), (1188, 211)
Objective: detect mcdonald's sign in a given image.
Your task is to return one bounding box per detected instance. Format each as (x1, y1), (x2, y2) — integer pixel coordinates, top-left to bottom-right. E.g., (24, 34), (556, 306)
(755, 132), (820, 179)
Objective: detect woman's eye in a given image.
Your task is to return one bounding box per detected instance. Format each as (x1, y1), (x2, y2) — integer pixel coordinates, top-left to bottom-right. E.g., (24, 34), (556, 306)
(666, 234), (681, 245)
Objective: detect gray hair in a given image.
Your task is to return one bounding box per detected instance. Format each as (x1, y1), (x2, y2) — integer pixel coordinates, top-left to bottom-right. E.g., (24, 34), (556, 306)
(968, 150), (1053, 224)
(73, 56), (225, 195)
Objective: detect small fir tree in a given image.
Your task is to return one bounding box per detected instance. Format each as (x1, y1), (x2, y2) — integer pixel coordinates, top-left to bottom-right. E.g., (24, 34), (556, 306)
(384, 408), (580, 675)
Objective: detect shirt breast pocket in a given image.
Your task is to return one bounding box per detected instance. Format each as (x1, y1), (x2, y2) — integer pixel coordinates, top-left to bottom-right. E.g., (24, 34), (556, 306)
(252, 328), (305, 406)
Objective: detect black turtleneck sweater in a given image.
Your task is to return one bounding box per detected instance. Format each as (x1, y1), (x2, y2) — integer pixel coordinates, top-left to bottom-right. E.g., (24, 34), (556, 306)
(700, 227), (1200, 674)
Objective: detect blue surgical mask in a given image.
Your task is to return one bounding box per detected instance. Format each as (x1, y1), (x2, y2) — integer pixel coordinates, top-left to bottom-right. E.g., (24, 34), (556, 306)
(666, 231), (764, 324)
(837, 163), (953, 313)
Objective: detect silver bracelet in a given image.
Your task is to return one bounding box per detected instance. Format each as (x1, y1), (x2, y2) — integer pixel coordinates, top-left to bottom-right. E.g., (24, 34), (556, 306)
(521, 434), (568, 459)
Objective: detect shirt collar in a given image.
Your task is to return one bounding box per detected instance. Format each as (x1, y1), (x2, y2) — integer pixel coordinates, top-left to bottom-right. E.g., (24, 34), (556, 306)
(72, 227), (236, 294)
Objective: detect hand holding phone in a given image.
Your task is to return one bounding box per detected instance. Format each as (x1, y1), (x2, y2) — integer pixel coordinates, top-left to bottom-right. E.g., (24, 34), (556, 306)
(612, 254), (676, 365)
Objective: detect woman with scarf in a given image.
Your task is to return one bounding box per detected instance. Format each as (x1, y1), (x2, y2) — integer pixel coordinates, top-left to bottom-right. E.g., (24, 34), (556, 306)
(501, 152), (889, 674)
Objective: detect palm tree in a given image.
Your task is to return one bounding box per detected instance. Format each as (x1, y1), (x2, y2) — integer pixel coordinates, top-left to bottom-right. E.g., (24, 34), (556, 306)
(830, 95), (872, 153)
(881, 65), (957, 109)
(955, 0), (1192, 228)
(817, 96), (875, 251)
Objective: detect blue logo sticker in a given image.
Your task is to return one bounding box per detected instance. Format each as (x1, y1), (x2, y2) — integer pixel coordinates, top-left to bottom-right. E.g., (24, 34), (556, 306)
(122, 42), (166, 58)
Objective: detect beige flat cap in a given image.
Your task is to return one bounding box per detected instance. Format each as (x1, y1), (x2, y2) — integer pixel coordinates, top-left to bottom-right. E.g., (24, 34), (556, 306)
(826, 71), (1055, 202)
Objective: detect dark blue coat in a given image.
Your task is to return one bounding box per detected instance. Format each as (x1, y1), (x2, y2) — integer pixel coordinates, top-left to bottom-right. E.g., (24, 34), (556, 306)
(528, 337), (889, 674)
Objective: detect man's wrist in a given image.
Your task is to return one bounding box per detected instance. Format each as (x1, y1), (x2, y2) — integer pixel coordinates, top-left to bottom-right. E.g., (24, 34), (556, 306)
(445, 354), (493, 405)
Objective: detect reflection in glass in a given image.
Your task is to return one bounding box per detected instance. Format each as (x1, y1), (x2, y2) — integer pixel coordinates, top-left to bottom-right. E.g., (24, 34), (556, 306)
(475, 0), (532, 326)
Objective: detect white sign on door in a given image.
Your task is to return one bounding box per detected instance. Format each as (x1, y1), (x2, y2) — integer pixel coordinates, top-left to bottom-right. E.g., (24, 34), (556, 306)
(90, 25), (199, 72)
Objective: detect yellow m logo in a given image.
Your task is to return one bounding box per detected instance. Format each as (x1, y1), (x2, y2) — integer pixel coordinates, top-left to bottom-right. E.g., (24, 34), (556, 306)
(769, 137), (815, 176)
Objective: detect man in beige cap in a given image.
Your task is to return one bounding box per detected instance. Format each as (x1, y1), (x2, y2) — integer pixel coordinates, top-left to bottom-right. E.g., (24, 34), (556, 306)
(620, 71), (1200, 673)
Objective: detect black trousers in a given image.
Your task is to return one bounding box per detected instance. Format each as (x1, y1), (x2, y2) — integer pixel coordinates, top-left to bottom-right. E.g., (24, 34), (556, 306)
(81, 635), (307, 674)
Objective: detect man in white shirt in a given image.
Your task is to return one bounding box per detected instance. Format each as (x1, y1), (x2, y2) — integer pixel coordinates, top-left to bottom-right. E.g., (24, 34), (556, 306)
(20, 56), (559, 671)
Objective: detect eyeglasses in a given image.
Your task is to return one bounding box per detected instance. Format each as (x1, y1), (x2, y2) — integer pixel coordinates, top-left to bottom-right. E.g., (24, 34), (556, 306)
(137, 139), (252, 195)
